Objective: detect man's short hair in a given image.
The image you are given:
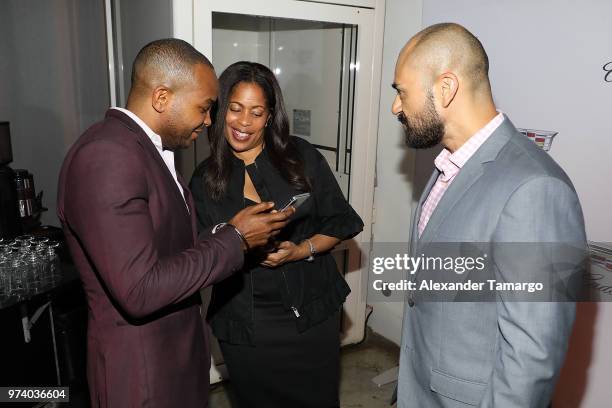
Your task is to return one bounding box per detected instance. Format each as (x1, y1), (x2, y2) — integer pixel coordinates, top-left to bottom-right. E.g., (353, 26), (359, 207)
(130, 38), (213, 91)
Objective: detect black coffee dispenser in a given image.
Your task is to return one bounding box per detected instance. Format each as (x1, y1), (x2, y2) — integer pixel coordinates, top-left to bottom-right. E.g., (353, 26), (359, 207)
(0, 122), (23, 239)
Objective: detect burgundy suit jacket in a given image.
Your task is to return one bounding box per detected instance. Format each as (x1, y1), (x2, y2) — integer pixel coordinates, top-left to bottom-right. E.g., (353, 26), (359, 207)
(57, 109), (244, 407)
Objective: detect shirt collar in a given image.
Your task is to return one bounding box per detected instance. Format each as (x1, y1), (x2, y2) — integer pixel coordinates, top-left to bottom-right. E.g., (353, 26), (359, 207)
(111, 107), (164, 151)
(433, 111), (505, 180)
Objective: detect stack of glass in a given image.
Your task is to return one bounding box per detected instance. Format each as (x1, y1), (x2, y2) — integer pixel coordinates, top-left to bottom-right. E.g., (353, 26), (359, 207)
(0, 235), (61, 300)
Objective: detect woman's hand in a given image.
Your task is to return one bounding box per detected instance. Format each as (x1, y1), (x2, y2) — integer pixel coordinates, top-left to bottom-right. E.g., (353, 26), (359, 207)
(260, 241), (308, 268)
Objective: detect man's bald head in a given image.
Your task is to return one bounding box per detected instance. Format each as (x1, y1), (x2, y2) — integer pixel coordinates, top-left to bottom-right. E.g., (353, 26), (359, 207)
(130, 38), (213, 95)
(392, 23), (498, 152)
(399, 23), (490, 92)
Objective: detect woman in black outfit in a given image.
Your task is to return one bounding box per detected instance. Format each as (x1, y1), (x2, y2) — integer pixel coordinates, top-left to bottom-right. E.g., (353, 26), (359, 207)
(190, 61), (363, 408)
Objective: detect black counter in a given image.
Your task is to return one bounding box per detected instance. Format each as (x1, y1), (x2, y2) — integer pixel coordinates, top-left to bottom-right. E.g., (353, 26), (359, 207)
(0, 263), (89, 407)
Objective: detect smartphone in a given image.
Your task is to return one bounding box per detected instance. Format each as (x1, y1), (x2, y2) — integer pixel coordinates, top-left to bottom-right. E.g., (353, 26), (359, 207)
(279, 193), (311, 212)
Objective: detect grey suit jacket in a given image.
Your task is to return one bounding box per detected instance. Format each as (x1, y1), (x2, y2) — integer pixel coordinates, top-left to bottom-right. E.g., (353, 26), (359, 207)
(398, 116), (587, 407)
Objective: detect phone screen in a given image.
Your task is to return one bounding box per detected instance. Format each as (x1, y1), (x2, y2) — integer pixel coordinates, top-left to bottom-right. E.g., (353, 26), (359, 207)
(280, 193), (310, 211)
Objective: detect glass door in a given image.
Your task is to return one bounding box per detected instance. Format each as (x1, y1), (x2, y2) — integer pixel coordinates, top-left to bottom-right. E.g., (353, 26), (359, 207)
(210, 13), (357, 196)
(195, 0), (381, 352)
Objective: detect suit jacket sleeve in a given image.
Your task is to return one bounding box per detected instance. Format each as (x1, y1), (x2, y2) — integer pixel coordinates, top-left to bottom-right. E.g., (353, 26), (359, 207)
(62, 139), (244, 319)
(480, 176), (586, 407)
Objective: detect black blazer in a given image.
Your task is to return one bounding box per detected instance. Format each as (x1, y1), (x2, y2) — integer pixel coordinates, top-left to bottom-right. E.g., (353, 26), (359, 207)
(190, 136), (363, 344)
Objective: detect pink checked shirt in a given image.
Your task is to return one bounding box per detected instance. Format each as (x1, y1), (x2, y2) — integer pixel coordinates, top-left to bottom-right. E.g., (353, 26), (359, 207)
(418, 112), (505, 237)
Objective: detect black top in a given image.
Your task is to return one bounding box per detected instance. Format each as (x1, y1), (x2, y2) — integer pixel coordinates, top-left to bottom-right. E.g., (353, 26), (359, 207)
(190, 137), (364, 345)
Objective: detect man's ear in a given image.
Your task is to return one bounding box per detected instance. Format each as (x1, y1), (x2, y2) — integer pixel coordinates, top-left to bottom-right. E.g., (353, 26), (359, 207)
(437, 72), (459, 108)
(152, 86), (171, 113)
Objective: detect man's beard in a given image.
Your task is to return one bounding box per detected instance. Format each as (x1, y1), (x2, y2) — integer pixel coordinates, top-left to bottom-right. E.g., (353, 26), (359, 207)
(398, 92), (445, 149)
(164, 110), (203, 151)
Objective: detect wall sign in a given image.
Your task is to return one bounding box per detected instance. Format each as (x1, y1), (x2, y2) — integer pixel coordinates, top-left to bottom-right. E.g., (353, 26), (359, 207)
(517, 128), (558, 152)
(604, 61), (612, 82)
(293, 109), (311, 137)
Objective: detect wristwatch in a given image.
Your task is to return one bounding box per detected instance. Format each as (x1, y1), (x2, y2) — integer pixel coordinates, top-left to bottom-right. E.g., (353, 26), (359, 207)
(304, 238), (316, 262)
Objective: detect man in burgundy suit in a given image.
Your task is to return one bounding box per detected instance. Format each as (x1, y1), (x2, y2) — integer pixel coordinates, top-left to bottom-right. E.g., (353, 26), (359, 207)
(57, 39), (290, 407)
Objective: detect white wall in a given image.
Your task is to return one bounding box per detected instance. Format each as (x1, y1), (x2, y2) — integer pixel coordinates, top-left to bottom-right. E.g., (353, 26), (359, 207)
(422, 0), (611, 243)
(421, 1), (612, 406)
(0, 0), (109, 227)
(368, 0), (423, 345)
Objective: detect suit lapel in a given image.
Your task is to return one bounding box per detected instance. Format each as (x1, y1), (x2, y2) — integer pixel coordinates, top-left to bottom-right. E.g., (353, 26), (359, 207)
(416, 115), (516, 247)
(141, 144), (190, 219)
(107, 109), (190, 220)
(410, 170), (438, 255)
(418, 162), (485, 245)
(178, 173), (198, 243)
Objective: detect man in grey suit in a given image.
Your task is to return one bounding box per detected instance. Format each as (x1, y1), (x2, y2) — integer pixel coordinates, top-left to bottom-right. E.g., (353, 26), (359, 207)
(391, 23), (586, 407)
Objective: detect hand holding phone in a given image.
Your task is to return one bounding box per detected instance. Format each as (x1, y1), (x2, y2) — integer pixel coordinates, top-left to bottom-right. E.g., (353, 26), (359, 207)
(228, 202), (292, 249)
(279, 193), (311, 212)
